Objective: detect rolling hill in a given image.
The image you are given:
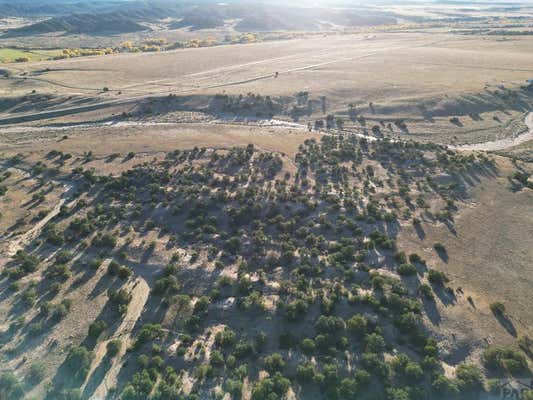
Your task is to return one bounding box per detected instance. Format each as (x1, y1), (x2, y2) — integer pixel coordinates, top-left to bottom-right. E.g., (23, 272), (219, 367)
(2, 12), (149, 36)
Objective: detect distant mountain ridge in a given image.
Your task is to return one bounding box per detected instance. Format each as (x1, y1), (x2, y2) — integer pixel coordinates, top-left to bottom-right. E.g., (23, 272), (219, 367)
(2, 12), (150, 36)
(1, 1), (400, 37)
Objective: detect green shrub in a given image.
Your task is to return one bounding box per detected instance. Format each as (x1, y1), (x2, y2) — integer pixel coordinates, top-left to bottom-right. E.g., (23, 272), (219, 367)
(109, 288), (132, 314)
(251, 372), (290, 400)
(88, 320), (107, 339)
(285, 299), (309, 320)
(51, 299), (72, 321)
(28, 322), (45, 336)
(256, 332), (267, 351)
(21, 288), (38, 307)
(108, 261), (132, 279)
(394, 252), (407, 264)
(418, 283), (434, 299)
(107, 339), (122, 358)
(397, 263), (417, 276)
(409, 253), (423, 264)
(215, 328), (236, 348)
(432, 374), (459, 396)
(264, 353), (285, 373)
(315, 315), (345, 334)
(134, 324), (163, 349)
(55, 250), (73, 263)
(120, 369), (156, 400)
(92, 232), (117, 248)
(27, 362), (47, 385)
(48, 263), (71, 280)
(9, 281), (20, 292)
(45, 224), (65, 246)
(296, 361), (316, 382)
(364, 333), (386, 353)
(225, 378), (243, 397)
(14, 250), (40, 273)
(234, 341), (254, 358)
(0, 372), (24, 399)
(455, 363), (483, 391)
(524, 390), (533, 400)
(428, 269), (449, 285)
(89, 258), (103, 269)
(64, 346), (94, 383)
(346, 314), (368, 337)
(210, 350), (224, 367)
(385, 387), (410, 400)
(300, 338), (316, 355)
(483, 346), (529, 375)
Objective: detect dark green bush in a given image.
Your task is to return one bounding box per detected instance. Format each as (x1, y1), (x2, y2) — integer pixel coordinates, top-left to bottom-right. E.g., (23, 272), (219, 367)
(64, 346), (94, 383)
(483, 346), (529, 375)
(27, 362), (47, 385)
(107, 339), (122, 358)
(88, 320), (107, 339)
(251, 372), (290, 400)
(0, 372), (24, 399)
(428, 269), (449, 285)
(455, 363), (483, 391)
(397, 263), (417, 276)
(264, 353), (285, 373)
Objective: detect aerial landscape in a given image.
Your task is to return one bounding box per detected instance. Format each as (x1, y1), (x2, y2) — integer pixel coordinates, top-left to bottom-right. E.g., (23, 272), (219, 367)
(0, 0), (532, 399)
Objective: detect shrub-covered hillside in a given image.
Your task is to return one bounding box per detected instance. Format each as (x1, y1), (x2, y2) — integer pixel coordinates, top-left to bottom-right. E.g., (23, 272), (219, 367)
(0, 135), (530, 400)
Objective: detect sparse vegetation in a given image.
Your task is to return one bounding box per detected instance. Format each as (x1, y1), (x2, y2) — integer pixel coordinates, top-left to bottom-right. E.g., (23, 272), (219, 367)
(0, 11), (532, 398)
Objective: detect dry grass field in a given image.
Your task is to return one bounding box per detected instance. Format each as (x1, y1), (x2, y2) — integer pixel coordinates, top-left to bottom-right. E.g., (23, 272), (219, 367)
(1, 31), (532, 147)
(5, 33), (533, 100)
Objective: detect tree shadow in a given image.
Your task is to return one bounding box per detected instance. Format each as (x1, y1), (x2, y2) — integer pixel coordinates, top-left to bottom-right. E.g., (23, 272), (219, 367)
(47, 356), (88, 399)
(443, 220), (457, 237)
(414, 223), (425, 240)
(492, 311), (517, 337)
(82, 356), (113, 399)
(432, 284), (456, 306)
(467, 296), (476, 309)
(88, 267), (119, 300)
(435, 247), (448, 263)
(423, 297), (441, 326)
(468, 113), (483, 121)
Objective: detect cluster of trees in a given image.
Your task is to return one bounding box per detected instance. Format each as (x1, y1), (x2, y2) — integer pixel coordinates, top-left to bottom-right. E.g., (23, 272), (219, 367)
(8, 32), (266, 64)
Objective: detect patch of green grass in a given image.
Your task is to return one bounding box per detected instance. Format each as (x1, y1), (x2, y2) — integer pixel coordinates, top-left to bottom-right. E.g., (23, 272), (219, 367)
(0, 48), (63, 63)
